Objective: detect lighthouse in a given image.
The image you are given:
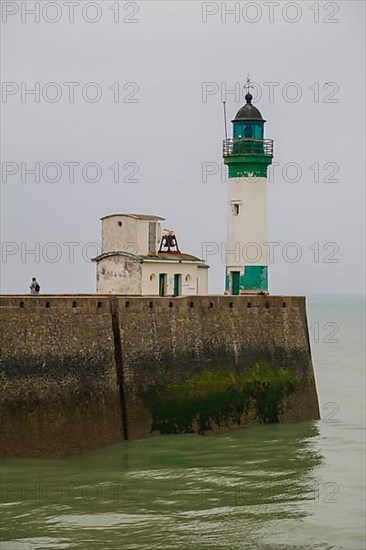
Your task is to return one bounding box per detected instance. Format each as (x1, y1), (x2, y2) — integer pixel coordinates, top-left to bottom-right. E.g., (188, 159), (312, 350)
(223, 84), (274, 295)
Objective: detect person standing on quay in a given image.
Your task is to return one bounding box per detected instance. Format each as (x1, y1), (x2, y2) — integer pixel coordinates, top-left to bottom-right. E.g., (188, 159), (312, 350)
(29, 277), (40, 295)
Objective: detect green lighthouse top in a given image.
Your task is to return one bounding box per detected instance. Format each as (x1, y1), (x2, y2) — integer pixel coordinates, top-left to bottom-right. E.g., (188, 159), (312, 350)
(233, 93), (265, 122)
(223, 78), (273, 178)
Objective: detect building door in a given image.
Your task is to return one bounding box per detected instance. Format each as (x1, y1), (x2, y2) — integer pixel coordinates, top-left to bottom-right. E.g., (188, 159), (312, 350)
(231, 271), (240, 296)
(148, 222), (157, 255)
(173, 274), (182, 297)
(159, 273), (167, 297)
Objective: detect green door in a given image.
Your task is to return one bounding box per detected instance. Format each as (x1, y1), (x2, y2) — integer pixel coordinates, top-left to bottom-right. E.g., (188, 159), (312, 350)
(231, 271), (240, 296)
(173, 274), (181, 297)
(159, 274), (167, 297)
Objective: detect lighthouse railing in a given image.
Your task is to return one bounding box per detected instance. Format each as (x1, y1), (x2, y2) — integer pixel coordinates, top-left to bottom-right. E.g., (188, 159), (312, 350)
(223, 138), (274, 158)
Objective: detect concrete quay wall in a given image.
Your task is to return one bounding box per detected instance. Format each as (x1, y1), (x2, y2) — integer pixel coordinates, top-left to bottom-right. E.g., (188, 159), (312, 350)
(0, 295), (320, 457)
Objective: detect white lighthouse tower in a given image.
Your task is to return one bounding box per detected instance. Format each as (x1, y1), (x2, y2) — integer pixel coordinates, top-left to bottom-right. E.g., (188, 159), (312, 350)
(223, 83), (274, 295)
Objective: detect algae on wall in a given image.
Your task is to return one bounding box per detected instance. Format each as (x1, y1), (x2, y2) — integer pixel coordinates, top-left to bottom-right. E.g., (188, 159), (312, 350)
(147, 362), (306, 435)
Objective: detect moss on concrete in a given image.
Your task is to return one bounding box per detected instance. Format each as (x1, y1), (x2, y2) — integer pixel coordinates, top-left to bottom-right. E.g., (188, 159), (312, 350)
(148, 362), (305, 435)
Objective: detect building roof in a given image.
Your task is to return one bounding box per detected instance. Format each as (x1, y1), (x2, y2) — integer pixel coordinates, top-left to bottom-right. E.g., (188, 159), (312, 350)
(92, 251), (208, 266)
(142, 252), (206, 263)
(233, 93), (264, 122)
(91, 251), (137, 262)
(100, 213), (165, 221)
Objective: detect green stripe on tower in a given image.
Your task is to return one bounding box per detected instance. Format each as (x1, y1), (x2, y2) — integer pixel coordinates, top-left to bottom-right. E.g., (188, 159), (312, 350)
(226, 266), (268, 294)
(242, 266), (268, 291)
(225, 155), (273, 178)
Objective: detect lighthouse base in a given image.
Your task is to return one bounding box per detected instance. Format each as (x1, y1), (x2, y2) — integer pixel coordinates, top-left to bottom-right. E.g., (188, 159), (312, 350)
(226, 266), (268, 294)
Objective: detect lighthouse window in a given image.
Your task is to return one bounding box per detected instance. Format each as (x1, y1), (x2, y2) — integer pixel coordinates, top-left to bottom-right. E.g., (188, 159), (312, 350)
(244, 125), (253, 138)
(233, 203), (240, 216)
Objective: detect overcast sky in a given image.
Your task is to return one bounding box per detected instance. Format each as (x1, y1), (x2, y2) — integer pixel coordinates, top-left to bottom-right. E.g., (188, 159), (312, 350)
(1, 0), (365, 295)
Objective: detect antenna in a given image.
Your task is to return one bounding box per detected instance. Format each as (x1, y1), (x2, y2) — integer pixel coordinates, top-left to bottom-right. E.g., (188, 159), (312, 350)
(223, 100), (228, 142)
(245, 74), (254, 95)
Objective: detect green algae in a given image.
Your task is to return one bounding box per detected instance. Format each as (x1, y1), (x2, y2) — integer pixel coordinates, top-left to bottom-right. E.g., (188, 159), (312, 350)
(148, 363), (304, 435)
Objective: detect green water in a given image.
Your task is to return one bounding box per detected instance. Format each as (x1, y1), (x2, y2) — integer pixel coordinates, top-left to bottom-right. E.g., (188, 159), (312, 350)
(1, 297), (365, 549)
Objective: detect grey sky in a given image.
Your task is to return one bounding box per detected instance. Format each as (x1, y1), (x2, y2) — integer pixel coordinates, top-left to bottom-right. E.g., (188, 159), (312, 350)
(1, 0), (365, 295)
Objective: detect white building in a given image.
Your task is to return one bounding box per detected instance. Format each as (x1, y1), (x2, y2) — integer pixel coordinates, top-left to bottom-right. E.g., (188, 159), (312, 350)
(92, 214), (209, 296)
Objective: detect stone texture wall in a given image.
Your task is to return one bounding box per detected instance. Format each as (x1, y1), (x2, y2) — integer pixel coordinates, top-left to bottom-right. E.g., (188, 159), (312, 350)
(0, 295), (320, 457)
(0, 296), (122, 457)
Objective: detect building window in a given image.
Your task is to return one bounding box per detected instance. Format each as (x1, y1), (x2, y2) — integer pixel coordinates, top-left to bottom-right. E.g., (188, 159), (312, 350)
(148, 222), (157, 255)
(118, 221), (122, 227)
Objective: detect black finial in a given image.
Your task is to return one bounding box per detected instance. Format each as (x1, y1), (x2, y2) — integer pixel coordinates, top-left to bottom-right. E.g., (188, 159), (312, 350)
(244, 75), (254, 104)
